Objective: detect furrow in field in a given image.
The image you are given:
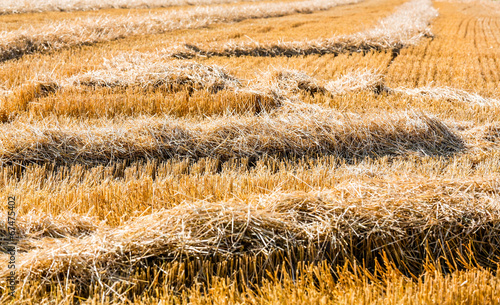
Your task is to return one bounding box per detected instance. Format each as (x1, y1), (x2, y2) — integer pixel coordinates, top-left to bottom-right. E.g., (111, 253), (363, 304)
(479, 18), (500, 83)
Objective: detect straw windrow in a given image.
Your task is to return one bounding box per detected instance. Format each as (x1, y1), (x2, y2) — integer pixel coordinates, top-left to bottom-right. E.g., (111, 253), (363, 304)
(167, 0), (437, 58)
(0, 212), (99, 240)
(8, 179), (500, 285)
(0, 104), (464, 165)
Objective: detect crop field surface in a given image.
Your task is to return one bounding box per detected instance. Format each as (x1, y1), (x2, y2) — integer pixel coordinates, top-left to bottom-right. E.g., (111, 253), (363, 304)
(1, 0), (500, 303)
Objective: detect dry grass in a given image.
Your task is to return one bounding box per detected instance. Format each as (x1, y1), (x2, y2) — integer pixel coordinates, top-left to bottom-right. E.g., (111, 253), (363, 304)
(0, 0), (361, 62)
(166, 0), (436, 58)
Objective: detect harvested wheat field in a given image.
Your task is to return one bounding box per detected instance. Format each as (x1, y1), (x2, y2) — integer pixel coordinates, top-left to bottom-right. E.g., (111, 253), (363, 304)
(1, 0), (500, 303)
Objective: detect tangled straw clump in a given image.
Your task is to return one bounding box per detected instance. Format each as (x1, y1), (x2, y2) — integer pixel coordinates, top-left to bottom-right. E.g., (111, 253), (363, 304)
(8, 179), (500, 285)
(68, 56), (242, 93)
(257, 69), (327, 95)
(257, 68), (387, 96)
(325, 70), (387, 94)
(167, 0), (438, 58)
(0, 0), (361, 62)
